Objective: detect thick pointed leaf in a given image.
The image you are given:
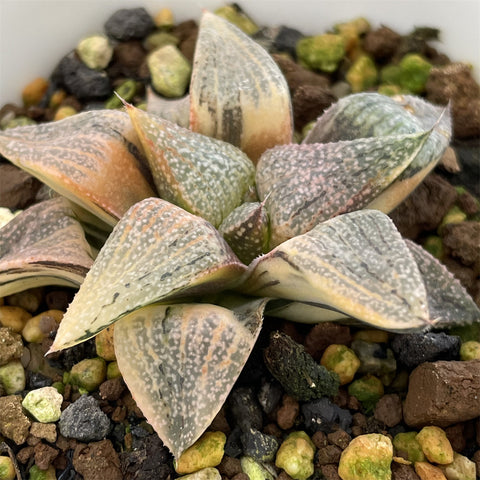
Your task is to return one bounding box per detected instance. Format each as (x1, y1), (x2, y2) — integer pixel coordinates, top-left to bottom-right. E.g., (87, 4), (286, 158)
(49, 198), (246, 352)
(0, 110), (156, 226)
(114, 298), (265, 459)
(406, 239), (480, 328)
(124, 101), (255, 228)
(218, 201), (270, 264)
(304, 93), (451, 212)
(257, 130), (431, 248)
(190, 11), (293, 163)
(0, 197), (94, 296)
(240, 209), (431, 331)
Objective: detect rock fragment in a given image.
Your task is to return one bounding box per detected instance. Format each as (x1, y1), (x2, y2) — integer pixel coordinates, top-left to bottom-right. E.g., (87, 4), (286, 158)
(403, 360), (480, 427)
(0, 395), (31, 444)
(391, 332), (461, 369)
(104, 7), (154, 41)
(73, 439), (122, 480)
(59, 394), (111, 441)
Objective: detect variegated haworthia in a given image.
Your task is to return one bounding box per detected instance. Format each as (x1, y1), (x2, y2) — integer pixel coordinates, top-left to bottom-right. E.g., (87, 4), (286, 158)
(124, 100), (255, 228)
(114, 298), (265, 459)
(304, 93), (452, 213)
(0, 197), (94, 297)
(0, 110), (155, 226)
(239, 209), (432, 332)
(190, 11), (293, 163)
(257, 129), (432, 248)
(49, 198), (246, 352)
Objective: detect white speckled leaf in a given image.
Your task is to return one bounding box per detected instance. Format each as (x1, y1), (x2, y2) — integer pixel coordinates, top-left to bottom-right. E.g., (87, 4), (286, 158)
(124, 101), (255, 228)
(0, 197), (94, 297)
(257, 129), (430, 248)
(114, 298), (265, 459)
(0, 110), (155, 226)
(218, 201), (270, 264)
(190, 11), (293, 163)
(304, 93), (451, 212)
(406, 239), (480, 328)
(49, 198), (246, 352)
(240, 209), (431, 331)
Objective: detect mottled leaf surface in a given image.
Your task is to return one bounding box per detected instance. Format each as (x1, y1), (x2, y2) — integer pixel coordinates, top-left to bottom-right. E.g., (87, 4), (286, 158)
(304, 93), (451, 212)
(240, 210), (431, 331)
(190, 11), (292, 162)
(125, 102), (255, 228)
(257, 130), (430, 248)
(49, 198), (246, 352)
(0, 197), (94, 296)
(114, 299), (265, 459)
(0, 110), (155, 226)
(218, 201), (269, 264)
(406, 239), (480, 328)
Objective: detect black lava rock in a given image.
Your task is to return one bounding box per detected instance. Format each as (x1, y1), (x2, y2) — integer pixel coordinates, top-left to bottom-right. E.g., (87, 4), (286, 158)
(224, 426), (243, 458)
(257, 379), (283, 415)
(59, 394), (111, 441)
(27, 371), (53, 389)
(104, 7), (155, 41)
(240, 428), (279, 462)
(264, 331), (340, 401)
(273, 25), (304, 57)
(120, 434), (173, 480)
(51, 52), (112, 101)
(391, 332), (461, 369)
(227, 386), (264, 432)
(302, 397), (352, 434)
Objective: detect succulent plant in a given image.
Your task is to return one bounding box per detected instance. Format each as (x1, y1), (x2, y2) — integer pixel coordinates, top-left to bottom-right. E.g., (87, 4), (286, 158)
(0, 11), (478, 461)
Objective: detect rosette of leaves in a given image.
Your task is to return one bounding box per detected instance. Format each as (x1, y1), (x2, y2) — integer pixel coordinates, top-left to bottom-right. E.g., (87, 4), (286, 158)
(0, 11), (478, 461)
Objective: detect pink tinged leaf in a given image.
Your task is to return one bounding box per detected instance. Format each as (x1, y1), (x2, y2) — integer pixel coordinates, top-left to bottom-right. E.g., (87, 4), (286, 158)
(113, 298), (265, 459)
(405, 239), (480, 328)
(218, 201), (270, 264)
(257, 129), (431, 249)
(124, 102), (255, 228)
(304, 92), (452, 213)
(0, 197), (94, 297)
(49, 198), (246, 353)
(0, 110), (156, 226)
(239, 209), (431, 332)
(189, 11), (293, 163)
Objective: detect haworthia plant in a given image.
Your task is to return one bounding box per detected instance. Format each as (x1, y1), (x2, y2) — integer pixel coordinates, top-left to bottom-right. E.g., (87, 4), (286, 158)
(190, 11), (293, 162)
(405, 239), (480, 328)
(49, 198), (246, 352)
(257, 129), (432, 248)
(0, 110), (155, 226)
(239, 209), (432, 332)
(0, 10), (477, 464)
(304, 93), (451, 212)
(114, 298), (265, 459)
(124, 100), (255, 228)
(0, 197), (94, 297)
